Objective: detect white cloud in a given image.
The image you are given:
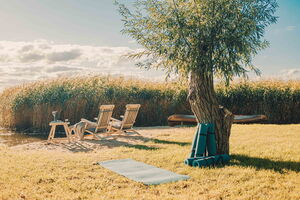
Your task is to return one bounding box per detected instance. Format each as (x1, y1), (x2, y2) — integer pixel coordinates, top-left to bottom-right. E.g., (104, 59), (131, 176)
(19, 44), (34, 52)
(280, 68), (300, 77)
(19, 52), (45, 62)
(45, 66), (81, 73)
(2, 40), (296, 92)
(257, 68), (300, 81)
(46, 49), (82, 62)
(0, 40), (166, 91)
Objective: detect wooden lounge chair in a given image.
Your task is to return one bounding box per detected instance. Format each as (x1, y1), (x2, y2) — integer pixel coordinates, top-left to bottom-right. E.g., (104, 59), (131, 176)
(80, 105), (115, 139)
(109, 104), (141, 135)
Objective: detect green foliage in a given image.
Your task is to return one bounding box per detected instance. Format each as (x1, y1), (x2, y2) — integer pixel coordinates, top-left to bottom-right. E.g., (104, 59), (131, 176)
(116, 0), (278, 83)
(0, 77), (299, 132)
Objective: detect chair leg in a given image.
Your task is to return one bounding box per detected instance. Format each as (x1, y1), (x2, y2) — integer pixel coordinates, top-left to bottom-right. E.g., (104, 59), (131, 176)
(48, 126), (55, 142)
(92, 133), (100, 140)
(133, 129), (140, 135)
(107, 125), (113, 132)
(110, 130), (123, 136)
(127, 129), (140, 135)
(101, 132), (117, 140)
(63, 124), (71, 143)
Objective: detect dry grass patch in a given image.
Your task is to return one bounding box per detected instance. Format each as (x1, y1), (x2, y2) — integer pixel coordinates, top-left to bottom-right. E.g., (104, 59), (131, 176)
(0, 124), (299, 200)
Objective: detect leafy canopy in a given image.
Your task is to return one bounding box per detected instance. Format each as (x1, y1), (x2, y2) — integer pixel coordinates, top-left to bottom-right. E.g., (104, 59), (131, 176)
(116, 0), (278, 83)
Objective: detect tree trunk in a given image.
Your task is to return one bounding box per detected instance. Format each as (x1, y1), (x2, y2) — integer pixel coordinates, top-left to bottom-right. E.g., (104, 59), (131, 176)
(188, 71), (234, 154)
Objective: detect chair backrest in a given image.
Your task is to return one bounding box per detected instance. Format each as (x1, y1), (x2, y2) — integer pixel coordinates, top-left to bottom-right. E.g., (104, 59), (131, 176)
(95, 105), (115, 132)
(121, 104), (141, 129)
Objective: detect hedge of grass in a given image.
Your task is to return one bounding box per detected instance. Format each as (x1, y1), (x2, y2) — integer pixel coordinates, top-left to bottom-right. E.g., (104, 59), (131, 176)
(216, 80), (300, 124)
(0, 76), (190, 132)
(0, 76), (299, 133)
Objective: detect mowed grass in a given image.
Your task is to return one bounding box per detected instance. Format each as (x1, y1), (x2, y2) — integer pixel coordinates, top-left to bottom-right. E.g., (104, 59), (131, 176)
(0, 124), (299, 200)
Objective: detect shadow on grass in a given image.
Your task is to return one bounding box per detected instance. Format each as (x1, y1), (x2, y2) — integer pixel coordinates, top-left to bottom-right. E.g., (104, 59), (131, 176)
(113, 135), (191, 147)
(81, 134), (190, 152)
(84, 138), (160, 151)
(124, 144), (158, 150)
(231, 154), (300, 173)
(150, 138), (190, 146)
(1, 130), (187, 152)
(61, 142), (93, 153)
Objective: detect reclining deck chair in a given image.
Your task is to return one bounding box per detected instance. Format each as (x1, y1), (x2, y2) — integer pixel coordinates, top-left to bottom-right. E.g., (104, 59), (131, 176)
(80, 105), (115, 139)
(109, 104), (141, 135)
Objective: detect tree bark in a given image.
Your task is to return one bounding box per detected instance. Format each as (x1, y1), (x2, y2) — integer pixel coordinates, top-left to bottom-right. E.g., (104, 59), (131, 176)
(188, 71), (234, 154)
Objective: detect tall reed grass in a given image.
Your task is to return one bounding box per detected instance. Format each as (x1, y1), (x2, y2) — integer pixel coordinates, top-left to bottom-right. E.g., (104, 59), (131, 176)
(216, 80), (300, 124)
(0, 76), (299, 133)
(0, 76), (190, 132)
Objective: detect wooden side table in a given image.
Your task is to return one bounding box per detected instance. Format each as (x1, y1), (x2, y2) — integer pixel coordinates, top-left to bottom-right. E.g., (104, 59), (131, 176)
(48, 120), (71, 143)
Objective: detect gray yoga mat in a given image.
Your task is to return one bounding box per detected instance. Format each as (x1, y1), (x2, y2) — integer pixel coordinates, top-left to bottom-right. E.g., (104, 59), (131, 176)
(98, 159), (190, 185)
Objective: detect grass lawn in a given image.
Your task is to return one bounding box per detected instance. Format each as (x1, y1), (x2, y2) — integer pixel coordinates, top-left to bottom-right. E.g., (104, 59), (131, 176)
(0, 124), (299, 200)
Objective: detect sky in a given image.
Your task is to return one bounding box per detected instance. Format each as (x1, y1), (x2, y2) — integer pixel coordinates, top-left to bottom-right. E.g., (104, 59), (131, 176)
(0, 0), (299, 90)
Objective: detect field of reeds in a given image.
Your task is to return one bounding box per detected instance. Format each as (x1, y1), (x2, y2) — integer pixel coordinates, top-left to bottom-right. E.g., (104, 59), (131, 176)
(0, 76), (299, 133)
(0, 76), (190, 132)
(216, 80), (300, 124)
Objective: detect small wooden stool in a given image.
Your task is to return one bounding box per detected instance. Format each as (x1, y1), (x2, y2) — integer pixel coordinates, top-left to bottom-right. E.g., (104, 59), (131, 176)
(48, 120), (71, 143)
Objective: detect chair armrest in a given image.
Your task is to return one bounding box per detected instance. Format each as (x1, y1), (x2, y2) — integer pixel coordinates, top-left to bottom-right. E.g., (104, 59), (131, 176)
(81, 118), (98, 123)
(81, 118), (97, 128)
(80, 118), (94, 123)
(110, 117), (121, 122)
(68, 125), (74, 130)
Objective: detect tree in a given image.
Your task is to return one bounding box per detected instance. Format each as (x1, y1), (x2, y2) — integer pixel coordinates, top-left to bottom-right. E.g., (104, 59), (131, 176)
(116, 0), (277, 154)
